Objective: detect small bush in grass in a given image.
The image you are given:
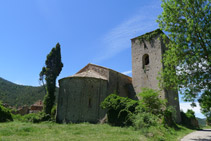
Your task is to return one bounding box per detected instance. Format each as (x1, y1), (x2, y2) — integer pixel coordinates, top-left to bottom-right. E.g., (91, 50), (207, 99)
(13, 112), (51, 123)
(0, 103), (13, 122)
(133, 112), (159, 129)
(12, 113), (23, 121)
(24, 112), (51, 123)
(101, 94), (138, 126)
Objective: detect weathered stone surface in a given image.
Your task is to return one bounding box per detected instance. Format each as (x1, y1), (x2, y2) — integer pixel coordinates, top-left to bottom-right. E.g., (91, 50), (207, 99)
(56, 64), (136, 123)
(131, 29), (181, 122)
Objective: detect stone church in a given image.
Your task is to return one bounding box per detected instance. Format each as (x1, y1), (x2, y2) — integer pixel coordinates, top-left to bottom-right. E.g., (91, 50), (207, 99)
(56, 29), (181, 123)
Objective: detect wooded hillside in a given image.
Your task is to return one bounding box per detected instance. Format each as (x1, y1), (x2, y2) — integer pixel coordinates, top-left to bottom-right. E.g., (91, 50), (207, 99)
(0, 77), (58, 107)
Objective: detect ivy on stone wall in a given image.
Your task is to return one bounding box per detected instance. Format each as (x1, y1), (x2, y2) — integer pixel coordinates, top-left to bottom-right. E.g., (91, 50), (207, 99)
(137, 29), (164, 48)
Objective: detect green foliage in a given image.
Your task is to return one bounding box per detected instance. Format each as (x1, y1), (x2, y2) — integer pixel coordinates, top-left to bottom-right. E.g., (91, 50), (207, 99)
(13, 112), (51, 123)
(100, 94), (138, 126)
(101, 88), (176, 129)
(162, 106), (177, 127)
(11, 114), (23, 121)
(0, 121), (148, 141)
(0, 121), (194, 141)
(40, 43), (63, 114)
(137, 88), (166, 115)
(157, 0), (211, 117)
(24, 112), (51, 123)
(0, 102), (13, 122)
(0, 77), (59, 107)
(135, 88), (176, 128)
(138, 29), (163, 41)
(180, 109), (199, 129)
(140, 124), (194, 141)
(133, 112), (159, 129)
(51, 105), (57, 119)
(198, 91), (211, 119)
(185, 109), (195, 119)
(137, 29), (167, 48)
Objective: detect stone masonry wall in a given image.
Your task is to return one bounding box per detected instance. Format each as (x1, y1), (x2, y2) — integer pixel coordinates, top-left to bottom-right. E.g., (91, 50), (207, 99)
(108, 70), (136, 100)
(131, 32), (181, 122)
(132, 34), (164, 97)
(56, 77), (108, 123)
(56, 64), (136, 123)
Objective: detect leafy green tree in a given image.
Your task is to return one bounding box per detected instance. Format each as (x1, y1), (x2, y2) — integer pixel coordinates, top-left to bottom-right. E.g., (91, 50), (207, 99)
(40, 43), (63, 114)
(157, 0), (211, 116)
(198, 92), (211, 124)
(0, 102), (13, 122)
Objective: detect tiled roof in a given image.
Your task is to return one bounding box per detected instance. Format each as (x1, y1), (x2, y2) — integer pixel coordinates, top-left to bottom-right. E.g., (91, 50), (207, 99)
(72, 69), (107, 80)
(62, 63), (132, 82)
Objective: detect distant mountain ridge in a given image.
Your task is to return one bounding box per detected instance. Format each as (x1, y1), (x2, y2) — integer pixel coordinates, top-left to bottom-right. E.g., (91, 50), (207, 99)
(0, 77), (58, 107)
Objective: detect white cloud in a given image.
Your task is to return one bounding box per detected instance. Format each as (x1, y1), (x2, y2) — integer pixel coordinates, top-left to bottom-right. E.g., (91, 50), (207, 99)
(122, 70), (132, 75)
(93, 4), (161, 63)
(180, 102), (205, 118)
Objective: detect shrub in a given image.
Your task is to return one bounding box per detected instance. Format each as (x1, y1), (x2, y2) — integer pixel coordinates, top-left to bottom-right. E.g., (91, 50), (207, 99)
(12, 113), (23, 121)
(185, 109), (195, 119)
(162, 106), (177, 127)
(0, 103), (13, 122)
(133, 112), (159, 129)
(137, 88), (166, 116)
(101, 88), (176, 129)
(181, 109), (199, 129)
(101, 94), (138, 126)
(21, 112), (51, 123)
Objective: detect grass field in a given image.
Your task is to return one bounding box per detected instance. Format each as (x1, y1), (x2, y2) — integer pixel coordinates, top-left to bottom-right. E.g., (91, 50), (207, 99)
(204, 125), (211, 129)
(0, 121), (145, 141)
(0, 121), (193, 141)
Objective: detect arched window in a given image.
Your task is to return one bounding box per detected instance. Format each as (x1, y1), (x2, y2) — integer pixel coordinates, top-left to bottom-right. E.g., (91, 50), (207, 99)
(142, 54), (149, 69)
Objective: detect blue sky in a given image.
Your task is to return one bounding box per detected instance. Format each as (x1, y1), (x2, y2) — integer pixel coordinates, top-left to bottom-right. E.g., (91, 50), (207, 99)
(0, 0), (205, 118)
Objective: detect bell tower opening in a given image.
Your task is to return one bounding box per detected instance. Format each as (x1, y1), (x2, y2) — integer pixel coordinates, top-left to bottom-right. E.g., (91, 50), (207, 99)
(142, 54), (149, 69)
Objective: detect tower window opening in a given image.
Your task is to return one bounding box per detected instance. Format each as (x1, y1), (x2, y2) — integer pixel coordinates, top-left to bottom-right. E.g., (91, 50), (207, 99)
(142, 54), (149, 69)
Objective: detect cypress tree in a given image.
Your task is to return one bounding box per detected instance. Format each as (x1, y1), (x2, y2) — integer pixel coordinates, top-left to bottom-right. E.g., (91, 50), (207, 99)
(40, 43), (63, 114)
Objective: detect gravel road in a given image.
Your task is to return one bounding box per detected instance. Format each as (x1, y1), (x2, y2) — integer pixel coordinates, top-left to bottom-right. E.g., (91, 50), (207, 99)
(181, 129), (211, 141)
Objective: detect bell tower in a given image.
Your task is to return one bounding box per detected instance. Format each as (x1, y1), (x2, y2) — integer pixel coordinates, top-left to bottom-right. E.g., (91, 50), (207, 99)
(131, 29), (181, 122)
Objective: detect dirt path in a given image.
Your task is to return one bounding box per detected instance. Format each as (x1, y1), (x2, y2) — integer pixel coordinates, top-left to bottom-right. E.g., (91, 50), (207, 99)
(181, 129), (211, 141)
